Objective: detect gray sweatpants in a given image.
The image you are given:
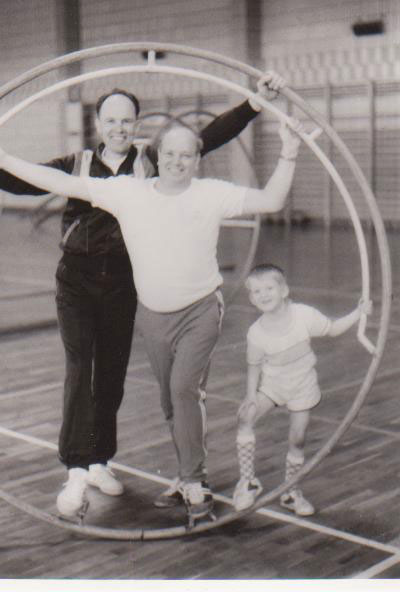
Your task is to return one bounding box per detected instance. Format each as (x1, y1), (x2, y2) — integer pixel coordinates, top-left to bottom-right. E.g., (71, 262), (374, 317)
(136, 290), (224, 482)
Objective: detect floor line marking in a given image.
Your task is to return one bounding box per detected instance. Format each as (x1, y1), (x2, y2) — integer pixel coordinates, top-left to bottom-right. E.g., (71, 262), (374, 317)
(2, 363), (398, 401)
(0, 381), (63, 400)
(129, 347), (400, 400)
(0, 289), (54, 301)
(0, 424), (399, 556)
(311, 413), (400, 440)
(1, 326), (398, 399)
(352, 553), (400, 578)
(0, 426), (57, 451)
(209, 389), (400, 441)
(2, 365), (400, 443)
(1, 275), (54, 288)
(322, 366), (400, 396)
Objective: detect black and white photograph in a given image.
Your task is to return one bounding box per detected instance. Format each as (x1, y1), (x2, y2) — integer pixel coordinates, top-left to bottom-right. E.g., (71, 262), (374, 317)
(0, 1), (399, 590)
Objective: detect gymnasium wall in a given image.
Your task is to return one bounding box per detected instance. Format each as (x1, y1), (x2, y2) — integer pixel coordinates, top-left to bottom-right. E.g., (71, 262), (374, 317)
(255, 0), (400, 224)
(0, 0), (398, 222)
(262, 0), (400, 85)
(0, 0), (62, 162)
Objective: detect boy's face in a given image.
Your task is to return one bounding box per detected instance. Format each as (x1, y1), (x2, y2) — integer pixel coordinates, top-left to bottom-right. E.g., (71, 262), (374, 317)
(247, 273), (289, 313)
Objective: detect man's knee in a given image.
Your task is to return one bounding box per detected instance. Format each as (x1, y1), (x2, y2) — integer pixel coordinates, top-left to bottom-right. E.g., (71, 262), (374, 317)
(170, 373), (201, 407)
(161, 397), (173, 421)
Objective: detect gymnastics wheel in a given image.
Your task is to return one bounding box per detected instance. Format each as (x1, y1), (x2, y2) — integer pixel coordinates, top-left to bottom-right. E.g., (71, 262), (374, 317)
(0, 42), (392, 540)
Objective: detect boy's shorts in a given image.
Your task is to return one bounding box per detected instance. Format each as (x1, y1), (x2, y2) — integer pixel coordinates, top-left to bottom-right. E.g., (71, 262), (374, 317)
(258, 384), (321, 412)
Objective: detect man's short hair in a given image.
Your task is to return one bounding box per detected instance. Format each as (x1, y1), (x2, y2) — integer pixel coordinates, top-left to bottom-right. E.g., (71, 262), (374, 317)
(156, 122), (204, 154)
(95, 88), (140, 117)
(245, 263), (286, 289)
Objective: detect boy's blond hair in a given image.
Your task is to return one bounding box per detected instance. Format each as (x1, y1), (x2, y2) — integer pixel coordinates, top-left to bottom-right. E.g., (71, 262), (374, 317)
(245, 263), (287, 290)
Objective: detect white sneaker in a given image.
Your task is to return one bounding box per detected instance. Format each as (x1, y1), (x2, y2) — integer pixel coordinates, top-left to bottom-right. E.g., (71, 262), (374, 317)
(57, 467), (88, 518)
(280, 489), (315, 516)
(233, 477), (263, 511)
(154, 477), (184, 508)
(88, 463), (124, 496)
(182, 481), (214, 516)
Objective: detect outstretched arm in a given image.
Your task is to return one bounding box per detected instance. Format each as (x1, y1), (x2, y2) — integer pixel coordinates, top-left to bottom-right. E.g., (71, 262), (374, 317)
(242, 118), (302, 215)
(0, 154), (76, 196)
(0, 149), (89, 201)
(327, 299), (373, 337)
(200, 71), (286, 156)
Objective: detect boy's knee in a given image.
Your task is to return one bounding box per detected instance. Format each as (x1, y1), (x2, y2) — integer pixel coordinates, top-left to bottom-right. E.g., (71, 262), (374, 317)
(237, 431), (255, 445)
(238, 399), (258, 425)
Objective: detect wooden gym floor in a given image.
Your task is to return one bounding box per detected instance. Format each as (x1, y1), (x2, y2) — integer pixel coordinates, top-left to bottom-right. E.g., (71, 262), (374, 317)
(0, 211), (399, 583)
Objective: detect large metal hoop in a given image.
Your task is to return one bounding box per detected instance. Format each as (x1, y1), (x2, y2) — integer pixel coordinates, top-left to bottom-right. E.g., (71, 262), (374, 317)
(0, 43), (392, 540)
(0, 60), (388, 353)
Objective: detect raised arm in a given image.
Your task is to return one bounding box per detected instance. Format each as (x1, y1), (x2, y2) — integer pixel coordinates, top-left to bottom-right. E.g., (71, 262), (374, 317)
(0, 149), (89, 201)
(200, 71), (286, 156)
(242, 118), (302, 215)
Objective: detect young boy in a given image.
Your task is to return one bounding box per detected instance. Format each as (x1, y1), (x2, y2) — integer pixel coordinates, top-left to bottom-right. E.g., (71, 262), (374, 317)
(233, 263), (371, 515)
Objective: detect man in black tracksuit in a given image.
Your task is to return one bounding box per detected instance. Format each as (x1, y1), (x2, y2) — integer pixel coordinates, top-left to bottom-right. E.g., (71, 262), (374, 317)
(0, 73), (283, 517)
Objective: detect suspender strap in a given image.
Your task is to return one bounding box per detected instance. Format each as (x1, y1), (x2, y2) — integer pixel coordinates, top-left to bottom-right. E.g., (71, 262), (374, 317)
(71, 149), (93, 177)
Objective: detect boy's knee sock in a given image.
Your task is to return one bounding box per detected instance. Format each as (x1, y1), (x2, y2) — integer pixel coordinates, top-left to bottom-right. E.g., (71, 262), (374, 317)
(236, 433), (256, 481)
(284, 451), (304, 497)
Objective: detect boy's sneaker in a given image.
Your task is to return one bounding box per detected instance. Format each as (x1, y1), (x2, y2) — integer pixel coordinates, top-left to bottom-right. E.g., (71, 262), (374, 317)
(154, 477), (184, 508)
(56, 467), (88, 518)
(233, 477), (263, 511)
(280, 489), (315, 516)
(88, 463), (124, 496)
(182, 481), (214, 517)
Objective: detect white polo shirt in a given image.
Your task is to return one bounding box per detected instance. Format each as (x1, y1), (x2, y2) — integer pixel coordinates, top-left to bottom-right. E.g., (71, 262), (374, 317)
(85, 176), (247, 312)
(247, 303), (332, 407)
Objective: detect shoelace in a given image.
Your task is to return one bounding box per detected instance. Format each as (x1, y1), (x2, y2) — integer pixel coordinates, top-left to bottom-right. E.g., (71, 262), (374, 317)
(183, 482), (205, 504)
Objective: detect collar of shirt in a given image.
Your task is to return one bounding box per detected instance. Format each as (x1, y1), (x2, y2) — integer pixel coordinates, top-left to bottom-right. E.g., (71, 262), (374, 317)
(95, 143), (137, 176)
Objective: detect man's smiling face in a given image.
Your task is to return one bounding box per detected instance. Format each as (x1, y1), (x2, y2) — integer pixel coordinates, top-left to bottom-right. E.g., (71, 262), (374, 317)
(157, 127), (200, 189)
(95, 94), (138, 157)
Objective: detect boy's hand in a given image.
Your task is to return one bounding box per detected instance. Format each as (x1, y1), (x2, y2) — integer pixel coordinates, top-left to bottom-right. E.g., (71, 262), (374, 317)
(358, 298), (373, 316)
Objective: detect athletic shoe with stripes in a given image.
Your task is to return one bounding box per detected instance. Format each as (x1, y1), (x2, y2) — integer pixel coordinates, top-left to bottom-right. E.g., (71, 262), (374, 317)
(56, 467), (88, 518)
(233, 477), (263, 511)
(88, 463), (124, 496)
(182, 481), (214, 517)
(280, 490), (315, 516)
(154, 477), (184, 508)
